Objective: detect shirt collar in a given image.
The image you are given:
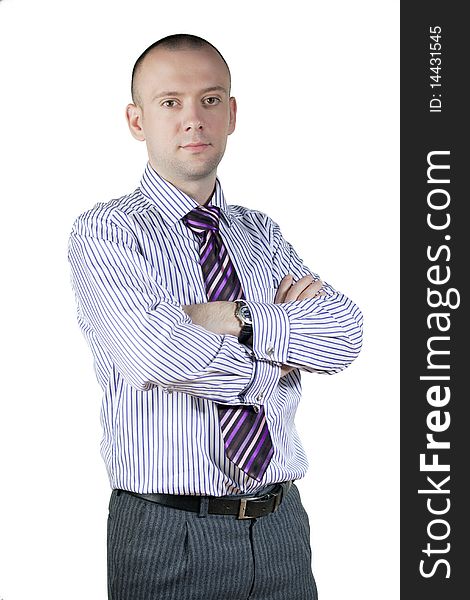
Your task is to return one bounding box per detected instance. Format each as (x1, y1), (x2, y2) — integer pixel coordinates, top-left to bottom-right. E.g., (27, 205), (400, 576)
(139, 162), (232, 228)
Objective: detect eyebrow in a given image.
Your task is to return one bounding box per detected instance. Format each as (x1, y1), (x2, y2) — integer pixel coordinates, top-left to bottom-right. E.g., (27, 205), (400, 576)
(154, 86), (228, 99)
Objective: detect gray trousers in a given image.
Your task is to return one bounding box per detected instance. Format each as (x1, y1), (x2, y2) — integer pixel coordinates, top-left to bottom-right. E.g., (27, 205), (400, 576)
(107, 483), (318, 600)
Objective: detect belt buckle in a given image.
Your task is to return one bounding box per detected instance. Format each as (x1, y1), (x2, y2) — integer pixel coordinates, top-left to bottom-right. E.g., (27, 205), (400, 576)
(273, 489), (282, 512)
(237, 497), (257, 519)
(237, 483), (289, 519)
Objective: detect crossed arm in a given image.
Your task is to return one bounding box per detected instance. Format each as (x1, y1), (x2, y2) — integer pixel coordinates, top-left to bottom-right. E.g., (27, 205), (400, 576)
(182, 274), (325, 377)
(69, 208), (363, 400)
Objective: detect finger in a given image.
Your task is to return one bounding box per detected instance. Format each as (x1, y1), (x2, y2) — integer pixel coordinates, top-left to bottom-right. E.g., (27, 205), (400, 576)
(274, 275), (292, 303)
(309, 279), (324, 294)
(275, 274), (294, 303)
(294, 275), (316, 292)
(284, 275), (315, 302)
(297, 282), (326, 301)
(297, 280), (324, 299)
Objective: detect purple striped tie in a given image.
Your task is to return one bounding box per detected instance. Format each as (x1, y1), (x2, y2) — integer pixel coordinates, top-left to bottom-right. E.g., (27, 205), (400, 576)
(183, 203), (274, 481)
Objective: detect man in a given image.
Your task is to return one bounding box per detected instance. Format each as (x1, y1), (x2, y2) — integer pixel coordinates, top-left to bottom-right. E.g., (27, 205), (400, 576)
(68, 33), (363, 600)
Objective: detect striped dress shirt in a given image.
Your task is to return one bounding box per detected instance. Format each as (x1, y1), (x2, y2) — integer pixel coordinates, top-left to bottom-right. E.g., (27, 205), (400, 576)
(68, 162), (363, 496)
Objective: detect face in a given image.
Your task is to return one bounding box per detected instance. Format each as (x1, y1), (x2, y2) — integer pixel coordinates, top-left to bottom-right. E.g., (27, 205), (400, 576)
(126, 47), (236, 189)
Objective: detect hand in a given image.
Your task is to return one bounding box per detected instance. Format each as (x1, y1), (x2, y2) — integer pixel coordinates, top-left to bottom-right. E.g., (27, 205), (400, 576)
(276, 274), (325, 377)
(280, 365), (294, 377)
(275, 274), (325, 304)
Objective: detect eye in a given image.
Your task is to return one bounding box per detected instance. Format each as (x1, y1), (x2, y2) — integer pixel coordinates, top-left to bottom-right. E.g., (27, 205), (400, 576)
(161, 99), (178, 108)
(203, 97), (221, 106)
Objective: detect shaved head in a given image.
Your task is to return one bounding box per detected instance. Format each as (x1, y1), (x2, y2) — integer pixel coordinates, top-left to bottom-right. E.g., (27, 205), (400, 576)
(131, 34), (231, 107)
(125, 34), (237, 202)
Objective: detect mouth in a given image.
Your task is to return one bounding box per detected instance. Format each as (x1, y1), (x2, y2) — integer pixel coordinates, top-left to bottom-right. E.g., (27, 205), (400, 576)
(181, 142), (211, 153)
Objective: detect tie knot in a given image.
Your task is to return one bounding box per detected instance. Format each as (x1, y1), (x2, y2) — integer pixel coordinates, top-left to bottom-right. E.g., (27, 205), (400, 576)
(183, 204), (221, 235)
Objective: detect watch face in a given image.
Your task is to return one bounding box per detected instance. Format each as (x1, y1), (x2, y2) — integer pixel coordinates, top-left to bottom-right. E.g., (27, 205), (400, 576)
(239, 304), (253, 325)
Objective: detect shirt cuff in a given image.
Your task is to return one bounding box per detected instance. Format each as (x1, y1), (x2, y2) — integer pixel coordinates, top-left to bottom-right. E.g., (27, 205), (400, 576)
(240, 359), (281, 406)
(244, 301), (290, 364)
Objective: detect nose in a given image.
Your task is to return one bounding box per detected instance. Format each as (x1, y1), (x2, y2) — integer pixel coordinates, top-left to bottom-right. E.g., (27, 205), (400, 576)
(184, 121), (203, 132)
(182, 102), (205, 132)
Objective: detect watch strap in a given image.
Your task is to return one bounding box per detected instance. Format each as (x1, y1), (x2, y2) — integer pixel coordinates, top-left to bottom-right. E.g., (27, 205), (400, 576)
(238, 324), (253, 346)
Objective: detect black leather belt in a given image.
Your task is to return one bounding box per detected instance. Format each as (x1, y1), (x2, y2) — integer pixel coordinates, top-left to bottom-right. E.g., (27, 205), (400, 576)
(121, 481), (293, 520)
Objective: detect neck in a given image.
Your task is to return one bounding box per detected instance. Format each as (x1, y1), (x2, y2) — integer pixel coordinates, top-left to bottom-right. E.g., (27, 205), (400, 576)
(172, 178), (216, 206)
(149, 161), (216, 205)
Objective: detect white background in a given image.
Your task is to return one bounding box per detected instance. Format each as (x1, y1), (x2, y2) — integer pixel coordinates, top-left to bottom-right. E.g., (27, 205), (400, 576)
(0, 0), (399, 598)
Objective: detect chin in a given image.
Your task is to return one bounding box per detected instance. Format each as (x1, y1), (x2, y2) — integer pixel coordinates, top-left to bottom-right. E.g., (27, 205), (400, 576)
(181, 160), (221, 180)
(183, 168), (217, 181)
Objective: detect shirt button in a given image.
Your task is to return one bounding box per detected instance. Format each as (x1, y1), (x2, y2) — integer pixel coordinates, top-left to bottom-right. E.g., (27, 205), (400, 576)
(166, 386), (174, 394)
(253, 405), (260, 413)
(266, 346), (274, 356)
(256, 392), (264, 402)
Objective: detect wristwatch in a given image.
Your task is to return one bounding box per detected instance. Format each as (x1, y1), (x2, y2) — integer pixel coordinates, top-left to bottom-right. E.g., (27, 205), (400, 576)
(234, 300), (253, 346)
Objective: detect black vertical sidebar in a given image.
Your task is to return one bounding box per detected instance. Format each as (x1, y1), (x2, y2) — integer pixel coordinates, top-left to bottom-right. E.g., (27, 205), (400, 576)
(401, 3), (468, 599)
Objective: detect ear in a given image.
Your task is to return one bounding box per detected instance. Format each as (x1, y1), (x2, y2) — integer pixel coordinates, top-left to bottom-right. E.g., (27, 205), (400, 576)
(228, 96), (237, 135)
(125, 103), (145, 141)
